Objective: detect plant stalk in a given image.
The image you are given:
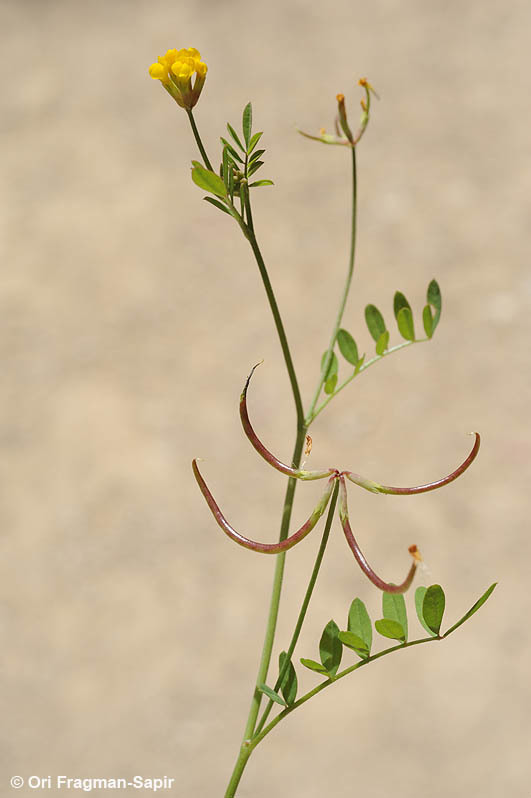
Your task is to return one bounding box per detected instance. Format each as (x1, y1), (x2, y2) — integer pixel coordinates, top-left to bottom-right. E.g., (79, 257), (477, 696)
(306, 146), (357, 425)
(187, 110), (214, 171)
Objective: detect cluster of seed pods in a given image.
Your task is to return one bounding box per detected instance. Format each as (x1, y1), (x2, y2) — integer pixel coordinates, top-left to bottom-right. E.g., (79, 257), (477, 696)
(192, 365), (480, 594)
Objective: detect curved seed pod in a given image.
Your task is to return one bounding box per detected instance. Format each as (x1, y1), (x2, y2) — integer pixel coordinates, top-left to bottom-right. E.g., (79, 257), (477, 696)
(338, 476), (418, 593)
(344, 432), (480, 495)
(193, 460), (337, 554)
(240, 364), (335, 481)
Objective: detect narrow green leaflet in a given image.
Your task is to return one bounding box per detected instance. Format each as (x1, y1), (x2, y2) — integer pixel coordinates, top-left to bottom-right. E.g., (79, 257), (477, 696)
(393, 291), (411, 319)
(300, 658), (330, 676)
(220, 138), (244, 163)
(203, 196), (231, 216)
(375, 618), (406, 642)
(249, 180), (274, 187)
(396, 307), (415, 341)
(191, 162), (227, 198)
(338, 631), (370, 659)
(242, 102), (253, 147)
(415, 586), (437, 637)
(354, 354), (365, 375)
(324, 374), (338, 394)
(422, 584), (445, 635)
(422, 305), (434, 338)
(382, 593), (408, 641)
(321, 351), (338, 381)
(222, 146), (234, 191)
(279, 651), (298, 706)
(248, 160), (264, 177)
(348, 598), (372, 652)
(247, 130), (263, 154)
(365, 304), (387, 342)
(319, 620), (342, 676)
(227, 122), (245, 152)
(427, 279), (442, 332)
(337, 329), (359, 366)
(443, 583), (497, 638)
(375, 330), (389, 355)
(258, 683), (287, 707)
(249, 148), (266, 164)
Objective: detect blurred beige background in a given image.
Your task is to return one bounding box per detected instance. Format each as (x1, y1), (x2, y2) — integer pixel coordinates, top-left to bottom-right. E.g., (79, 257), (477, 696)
(2, 0), (530, 796)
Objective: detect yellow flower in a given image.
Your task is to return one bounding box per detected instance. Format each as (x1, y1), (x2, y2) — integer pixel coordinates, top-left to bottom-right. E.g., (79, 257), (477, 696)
(149, 47), (207, 110)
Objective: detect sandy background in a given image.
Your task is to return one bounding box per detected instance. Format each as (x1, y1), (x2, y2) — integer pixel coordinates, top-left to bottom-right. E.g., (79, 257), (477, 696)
(2, 0), (530, 796)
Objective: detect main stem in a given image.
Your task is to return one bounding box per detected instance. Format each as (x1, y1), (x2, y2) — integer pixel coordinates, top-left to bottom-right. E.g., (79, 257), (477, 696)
(306, 146), (357, 425)
(223, 196), (306, 796)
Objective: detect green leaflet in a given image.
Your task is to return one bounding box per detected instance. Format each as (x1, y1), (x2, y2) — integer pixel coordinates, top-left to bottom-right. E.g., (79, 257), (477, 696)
(247, 130), (263, 154)
(279, 651), (298, 706)
(393, 291), (411, 319)
(324, 374), (338, 394)
(422, 584), (446, 635)
(258, 683), (287, 707)
(338, 631), (370, 659)
(443, 583), (497, 638)
(427, 279), (442, 332)
(348, 598), (372, 653)
(423, 305), (434, 338)
(337, 329), (359, 366)
(321, 350), (338, 381)
(396, 307), (415, 341)
(300, 658), (329, 676)
(220, 137), (244, 163)
(191, 162), (227, 198)
(382, 592), (408, 642)
(242, 102), (253, 147)
(415, 586), (437, 637)
(365, 304), (387, 342)
(375, 330), (389, 355)
(248, 160), (264, 177)
(203, 196), (231, 216)
(226, 122), (244, 152)
(319, 620), (342, 676)
(354, 354), (365, 375)
(375, 618), (406, 642)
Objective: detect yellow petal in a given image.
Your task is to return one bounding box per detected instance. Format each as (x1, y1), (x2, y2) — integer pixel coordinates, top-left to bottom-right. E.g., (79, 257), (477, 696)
(149, 63), (167, 81)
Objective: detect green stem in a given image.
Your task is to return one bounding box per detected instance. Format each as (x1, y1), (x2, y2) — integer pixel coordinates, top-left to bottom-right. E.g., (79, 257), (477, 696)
(253, 480), (339, 737)
(306, 146), (357, 426)
(187, 110), (214, 171)
(224, 429), (306, 798)
(224, 193), (307, 798)
(187, 116), (303, 427)
(243, 206), (305, 429)
(249, 635), (440, 752)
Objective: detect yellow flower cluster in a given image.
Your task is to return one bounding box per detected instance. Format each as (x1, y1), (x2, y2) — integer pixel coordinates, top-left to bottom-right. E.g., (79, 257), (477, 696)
(149, 48), (207, 110)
